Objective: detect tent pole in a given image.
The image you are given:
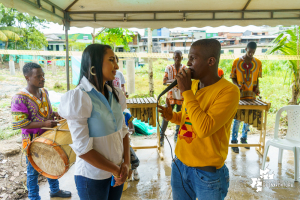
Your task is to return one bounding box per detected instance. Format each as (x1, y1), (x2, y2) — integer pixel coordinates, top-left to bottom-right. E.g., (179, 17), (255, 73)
(65, 19), (70, 91)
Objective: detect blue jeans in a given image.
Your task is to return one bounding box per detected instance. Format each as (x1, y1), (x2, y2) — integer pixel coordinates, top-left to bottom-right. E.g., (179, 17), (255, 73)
(231, 119), (250, 141)
(26, 157), (59, 200)
(171, 158), (229, 200)
(75, 175), (124, 200)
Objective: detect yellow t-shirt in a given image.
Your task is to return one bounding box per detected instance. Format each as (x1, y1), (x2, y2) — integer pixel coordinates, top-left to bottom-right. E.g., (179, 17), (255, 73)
(230, 57), (262, 100)
(170, 78), (240, 169)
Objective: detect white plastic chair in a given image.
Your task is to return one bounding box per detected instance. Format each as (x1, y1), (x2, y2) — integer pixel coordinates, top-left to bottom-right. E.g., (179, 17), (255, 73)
(262, 105), (300, 182)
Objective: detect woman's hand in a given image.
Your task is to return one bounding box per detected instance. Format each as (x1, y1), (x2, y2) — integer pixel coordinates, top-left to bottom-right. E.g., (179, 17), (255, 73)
(114, 162), (129, 187)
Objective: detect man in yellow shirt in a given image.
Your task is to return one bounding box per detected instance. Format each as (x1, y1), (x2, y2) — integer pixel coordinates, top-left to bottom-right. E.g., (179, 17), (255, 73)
(159, 39), (239, 200)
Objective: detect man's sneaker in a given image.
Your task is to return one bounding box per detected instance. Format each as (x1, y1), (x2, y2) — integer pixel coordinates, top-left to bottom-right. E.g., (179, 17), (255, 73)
(241, 138), (250, 149)
(231, 140), (239, 153)
(133, 169), (140, 181)
(50, 190), (71, 198)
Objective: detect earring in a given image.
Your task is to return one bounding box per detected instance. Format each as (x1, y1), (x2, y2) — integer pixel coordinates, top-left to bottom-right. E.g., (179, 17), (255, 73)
(90, 66), (96, 76)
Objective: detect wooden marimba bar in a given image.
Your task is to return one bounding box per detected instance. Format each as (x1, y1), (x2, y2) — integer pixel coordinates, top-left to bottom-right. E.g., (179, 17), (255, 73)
(126, 97), (163, 160)
(229, 99), (271, 158)
(127, 97), (157, 127)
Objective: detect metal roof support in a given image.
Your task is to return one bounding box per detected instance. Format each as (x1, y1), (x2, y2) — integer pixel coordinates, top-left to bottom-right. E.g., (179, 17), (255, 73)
(37, 0), (42, 9)
(68, 9), (300, 14)
(21, 0), (64, 19)
(42, 0), (64, 12)
(64, 13), (70, 91)
(243, 0), (252, 10)
(65, 0), (79, 11)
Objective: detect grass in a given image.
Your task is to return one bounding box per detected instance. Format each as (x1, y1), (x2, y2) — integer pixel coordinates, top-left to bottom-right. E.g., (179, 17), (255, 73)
(0, 59), (296, 139)
(0, 126), (21, 140)
(0, 99), (10, 109)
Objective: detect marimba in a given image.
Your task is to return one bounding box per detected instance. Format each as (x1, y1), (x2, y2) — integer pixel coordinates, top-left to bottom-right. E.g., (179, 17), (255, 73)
(126, 97), (163, 160)
(127, 97), (157, 127)
(229, 99), (271, 157)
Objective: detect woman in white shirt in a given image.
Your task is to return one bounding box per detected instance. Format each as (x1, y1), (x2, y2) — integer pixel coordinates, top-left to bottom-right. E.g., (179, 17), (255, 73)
(58, 44), (130, 200)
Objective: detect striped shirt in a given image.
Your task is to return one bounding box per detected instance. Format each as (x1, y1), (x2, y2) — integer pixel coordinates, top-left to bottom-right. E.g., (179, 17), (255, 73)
(163, 64), (187, 105)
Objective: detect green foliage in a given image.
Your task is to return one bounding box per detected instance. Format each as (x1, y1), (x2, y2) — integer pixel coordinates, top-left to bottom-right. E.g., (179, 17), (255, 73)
(0, 126), (21, 140)
(267, 26), (300, 104)
(0, 3), (47, 27)
(15, 27), (48, 50)
(96, 28), (134, 51)
(69, 34), (89, 51)
(0, 3), (48, 50)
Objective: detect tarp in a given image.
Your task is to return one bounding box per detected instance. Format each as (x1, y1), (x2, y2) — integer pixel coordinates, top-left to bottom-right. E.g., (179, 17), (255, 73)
(1, 0), (300, 29)
(71, 56), (81, 85)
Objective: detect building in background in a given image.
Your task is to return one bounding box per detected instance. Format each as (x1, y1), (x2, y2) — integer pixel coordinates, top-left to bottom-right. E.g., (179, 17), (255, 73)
(206, 32), (218, 38)
(44, 33), (65, 51)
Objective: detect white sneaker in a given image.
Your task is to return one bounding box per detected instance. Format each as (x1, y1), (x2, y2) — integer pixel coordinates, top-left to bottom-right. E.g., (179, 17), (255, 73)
(133, 169), (140, 181)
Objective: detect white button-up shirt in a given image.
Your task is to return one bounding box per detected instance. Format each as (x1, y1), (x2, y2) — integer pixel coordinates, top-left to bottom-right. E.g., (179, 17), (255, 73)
(58, 77), (128, 180)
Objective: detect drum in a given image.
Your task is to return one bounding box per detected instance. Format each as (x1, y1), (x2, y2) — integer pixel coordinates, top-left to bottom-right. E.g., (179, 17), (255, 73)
(27, 120), (76, 179)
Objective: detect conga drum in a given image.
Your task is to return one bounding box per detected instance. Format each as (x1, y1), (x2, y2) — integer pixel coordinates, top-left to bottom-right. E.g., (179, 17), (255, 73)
(27, 120), (76, 179)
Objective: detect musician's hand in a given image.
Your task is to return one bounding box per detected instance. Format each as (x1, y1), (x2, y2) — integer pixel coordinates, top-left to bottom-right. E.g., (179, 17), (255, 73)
(255, 87), (260, 95)
(176, 68), (192, 93)
(114, 163), (129, 187)
(54, 112), (63, 120)
(158, 98), (173, 121)
(43, 120), (58, 128)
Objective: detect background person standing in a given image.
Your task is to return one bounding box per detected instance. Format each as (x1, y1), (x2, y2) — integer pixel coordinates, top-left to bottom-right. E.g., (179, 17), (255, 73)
(160, 50), (187, 146)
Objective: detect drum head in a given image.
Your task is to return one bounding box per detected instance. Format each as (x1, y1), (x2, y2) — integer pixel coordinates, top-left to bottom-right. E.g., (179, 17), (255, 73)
(30, 142), (66, 177)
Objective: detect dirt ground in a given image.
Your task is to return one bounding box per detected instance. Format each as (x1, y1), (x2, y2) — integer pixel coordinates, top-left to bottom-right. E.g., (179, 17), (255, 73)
(0, 135), (48, 200)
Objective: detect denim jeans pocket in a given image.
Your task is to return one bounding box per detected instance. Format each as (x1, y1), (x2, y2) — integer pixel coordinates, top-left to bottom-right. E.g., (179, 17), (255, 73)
(194, 168), (221, 189)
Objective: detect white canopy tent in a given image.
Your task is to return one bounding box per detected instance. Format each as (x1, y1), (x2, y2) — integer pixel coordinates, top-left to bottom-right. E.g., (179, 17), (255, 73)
(1, 0), (300, 89)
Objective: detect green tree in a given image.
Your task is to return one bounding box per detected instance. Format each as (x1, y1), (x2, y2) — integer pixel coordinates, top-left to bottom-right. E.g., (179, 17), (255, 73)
(17, 27), (47, 50)
(68, 34), (88, 51)
(268, 26), (300, 105)
(96, 28), (134, 51)
(0, 3), (47, 50)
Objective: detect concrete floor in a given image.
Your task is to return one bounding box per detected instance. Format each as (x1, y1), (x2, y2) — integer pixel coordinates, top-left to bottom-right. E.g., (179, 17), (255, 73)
(35, 135), (300, 200)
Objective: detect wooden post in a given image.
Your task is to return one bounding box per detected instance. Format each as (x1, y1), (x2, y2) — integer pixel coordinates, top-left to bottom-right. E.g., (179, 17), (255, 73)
(126, 59), (135, 94)
(19, 59), (24, 72)
(9, 56), (15, 75)
(33, 55), (39, 64)
(119, 59), (123, 73)
(148, 28), (154, 97)
(44, 58), (47, 71)
(52, 58), (57, 76)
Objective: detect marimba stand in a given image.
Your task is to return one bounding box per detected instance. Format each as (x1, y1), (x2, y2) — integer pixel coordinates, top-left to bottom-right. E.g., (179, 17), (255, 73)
(126, 97), (164, 160)
(229, 99), (271, 159)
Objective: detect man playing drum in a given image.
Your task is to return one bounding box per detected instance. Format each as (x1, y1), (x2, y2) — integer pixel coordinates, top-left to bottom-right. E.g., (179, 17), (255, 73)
(230, 42), (262, 153)
(11, 62), (71, 200)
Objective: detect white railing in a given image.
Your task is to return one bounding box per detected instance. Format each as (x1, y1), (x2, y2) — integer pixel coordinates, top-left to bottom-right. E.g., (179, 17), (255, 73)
(0, 50), (299, 60)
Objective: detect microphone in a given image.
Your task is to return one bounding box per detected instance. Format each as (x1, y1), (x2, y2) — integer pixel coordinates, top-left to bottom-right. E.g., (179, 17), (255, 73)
(157, 68), (190, 100)
(157, 79), (178, 100)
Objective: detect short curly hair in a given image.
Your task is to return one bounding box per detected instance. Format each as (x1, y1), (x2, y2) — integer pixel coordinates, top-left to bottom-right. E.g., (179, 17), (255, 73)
(23, 62), (41, 76)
